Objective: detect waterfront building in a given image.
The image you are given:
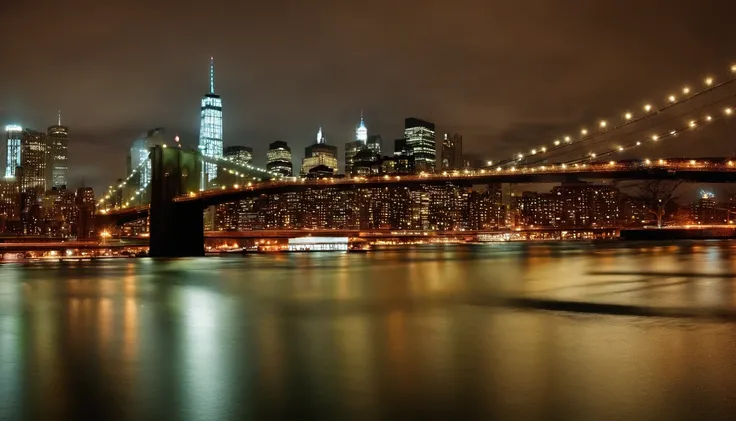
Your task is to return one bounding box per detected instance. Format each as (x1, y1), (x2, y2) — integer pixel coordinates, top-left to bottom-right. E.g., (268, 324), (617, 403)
(75, 187), (95, 240)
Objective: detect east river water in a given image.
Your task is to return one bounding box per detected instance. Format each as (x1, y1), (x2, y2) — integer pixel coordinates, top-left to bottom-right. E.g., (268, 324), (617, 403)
(2, 241), (736, 420)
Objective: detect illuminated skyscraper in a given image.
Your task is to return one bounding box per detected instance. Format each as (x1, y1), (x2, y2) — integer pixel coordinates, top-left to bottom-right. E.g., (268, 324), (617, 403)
(47, 111), (69, 188)
(20, 129), (48, 193)
(405, 117), (436, 172)
(267, 141), (293, 176)
(198, 57), (223, 188)
(356, 111), (368, 143)
(302, 127), (338, 176)
(4, 125), (22, 179)
(224, 145), (253, 165)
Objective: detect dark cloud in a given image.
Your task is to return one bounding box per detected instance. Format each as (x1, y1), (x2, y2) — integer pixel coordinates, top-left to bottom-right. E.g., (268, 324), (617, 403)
(1, 0), (735, 194)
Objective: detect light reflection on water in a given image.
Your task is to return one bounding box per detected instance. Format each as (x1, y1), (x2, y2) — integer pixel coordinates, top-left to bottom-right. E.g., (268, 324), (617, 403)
(2, 241), (736, 420)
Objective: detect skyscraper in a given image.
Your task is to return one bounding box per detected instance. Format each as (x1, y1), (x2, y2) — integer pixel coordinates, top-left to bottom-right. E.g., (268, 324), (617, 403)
(267, 141), (293, 176)
(441, 133), (463, 170)
(224, 145), (253, 165)
(405, 118), (436, 172)
(127, 128), (165, 201)
(4, 125), (22, 179)
(47, 111), (69, 188)
(198, 57), (223, 188)
(356, 112), (368, 143)
(367, 134), (382, 155)
(344, 140), (362, 175)
(19, 129), (48, 193)
(302, 127), (338, 176)
(75, 187), (95, 240)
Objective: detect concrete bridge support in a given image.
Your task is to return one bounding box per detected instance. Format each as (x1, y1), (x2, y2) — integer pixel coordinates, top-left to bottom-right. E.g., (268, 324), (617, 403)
(149, 146), (205, 257)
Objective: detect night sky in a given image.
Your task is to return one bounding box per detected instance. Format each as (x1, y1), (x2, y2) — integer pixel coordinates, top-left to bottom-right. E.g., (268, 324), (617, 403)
(1, 0), (736, 193)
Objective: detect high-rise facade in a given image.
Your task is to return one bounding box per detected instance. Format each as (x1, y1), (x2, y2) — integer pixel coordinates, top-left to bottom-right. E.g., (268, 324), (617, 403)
(344, 140), (362, 175)
(367, 134), (382, 156)
(4, 125), (22, 179)
(47, 112), (69, 188)
(75, 187), (95, 240)
(224, 145), (253, 165)
(0, 178), (20, 233)
(198, 57), (223, 188)
(302, 127), (338, 176)
(405, 118), (436, 172)
(19, 129), (48, 193)
(266, 141), (293, 176)
(441, 133), (463, 170)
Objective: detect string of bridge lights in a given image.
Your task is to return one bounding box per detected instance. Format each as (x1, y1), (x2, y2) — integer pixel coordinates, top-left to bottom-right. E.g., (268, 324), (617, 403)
(206, 154), (283, 179)
(96, 156), (151, 209)
(99, 150), (282, 210)
(565, 104), (736, 165)
(488, 103), (736, 173)
(488, 64), (736, 168)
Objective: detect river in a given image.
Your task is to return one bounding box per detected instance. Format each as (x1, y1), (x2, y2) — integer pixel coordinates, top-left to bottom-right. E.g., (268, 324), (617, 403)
(2, 241), (736, 420)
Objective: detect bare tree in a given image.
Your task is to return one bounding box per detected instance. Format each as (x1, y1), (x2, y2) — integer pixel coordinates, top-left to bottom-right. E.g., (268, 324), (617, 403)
(618, 180), (684, 228)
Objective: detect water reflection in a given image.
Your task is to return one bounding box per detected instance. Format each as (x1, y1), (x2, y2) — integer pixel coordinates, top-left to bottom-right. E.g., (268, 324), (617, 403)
(2, 242), (736, 419)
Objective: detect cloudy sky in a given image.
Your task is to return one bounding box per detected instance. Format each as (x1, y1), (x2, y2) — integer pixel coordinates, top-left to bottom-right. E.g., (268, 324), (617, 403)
(1, 0), (735, 192)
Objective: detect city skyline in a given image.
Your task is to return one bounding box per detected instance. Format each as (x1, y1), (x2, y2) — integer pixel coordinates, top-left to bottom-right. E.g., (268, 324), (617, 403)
(2, 1), (736, 194)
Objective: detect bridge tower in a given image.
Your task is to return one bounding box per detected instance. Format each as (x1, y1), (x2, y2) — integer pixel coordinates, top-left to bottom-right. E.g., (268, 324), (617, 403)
(149, 145), (205, 257)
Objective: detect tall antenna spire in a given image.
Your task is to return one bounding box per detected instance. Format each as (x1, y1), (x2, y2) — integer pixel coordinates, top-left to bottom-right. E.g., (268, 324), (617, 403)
(209, 56), (215, 94)
(57, 110), (61, 126)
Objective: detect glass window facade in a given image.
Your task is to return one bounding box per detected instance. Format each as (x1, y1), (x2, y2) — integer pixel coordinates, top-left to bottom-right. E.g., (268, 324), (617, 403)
(47, 125), (69, 188)
(199, 94), (223, 187)
(20, 130), (48, 193)
(405, 118), (436, 173)
(5, 125), (22, 179)
(267, 141), (293, 176)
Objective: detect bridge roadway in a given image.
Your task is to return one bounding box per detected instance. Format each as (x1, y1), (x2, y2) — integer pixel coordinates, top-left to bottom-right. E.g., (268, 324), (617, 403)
(102, 157), (736, 257)
(102, 159), (736, 218)
(178, 160), (736, 206)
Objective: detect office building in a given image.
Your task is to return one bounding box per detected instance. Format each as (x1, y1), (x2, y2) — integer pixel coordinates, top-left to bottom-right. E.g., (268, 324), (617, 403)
(405, 117), (436, 172)
(4, 125), (22, 179)
(198, 57), (223, 188)
(301, 127), (338, 175)
(266, 141), (293, 176)
(19, 129), (48, 193)
(224, 145), (253, 165)
(75, 187), (95, 239)
(367, 134), (382, 155)
(47, 111), (69, 188)
(441, 133), (463, 170)
(0, 178), (20, 233)
(692, 192), (718, 224)
(344, 140), (362, 175)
